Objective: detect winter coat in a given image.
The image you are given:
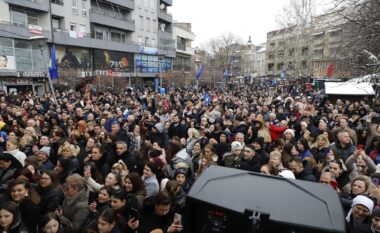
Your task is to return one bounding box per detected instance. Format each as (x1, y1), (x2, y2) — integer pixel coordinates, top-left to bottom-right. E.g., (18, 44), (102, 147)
(167, 148), (194, 178)
(330, 142), (356, 162)
(19, 198), (40, 233)
(345, 154), (376, 181)
(62, 189), (90, 233)
(5, 149), (26, 166)
(38, 185), (65, 215)
(237, 156), (261, 172)
(295, 162), (317, 182)
(143, 175), (159, 198)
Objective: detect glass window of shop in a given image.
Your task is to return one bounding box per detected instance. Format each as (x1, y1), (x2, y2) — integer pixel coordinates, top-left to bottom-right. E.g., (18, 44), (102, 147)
(10, 8), (39, 27)
(0, 37), (14, 56)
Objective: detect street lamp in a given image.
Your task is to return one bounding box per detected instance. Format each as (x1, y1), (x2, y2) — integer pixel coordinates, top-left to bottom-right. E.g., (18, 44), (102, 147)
(30, 36), (57, 103)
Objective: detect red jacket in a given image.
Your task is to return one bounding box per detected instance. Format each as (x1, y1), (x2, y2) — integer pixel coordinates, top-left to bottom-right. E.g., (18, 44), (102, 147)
(269, 124), (288, 142)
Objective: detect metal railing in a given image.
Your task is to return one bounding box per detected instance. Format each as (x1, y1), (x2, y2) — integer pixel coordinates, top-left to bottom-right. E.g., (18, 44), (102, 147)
(89, 8), (135, 23)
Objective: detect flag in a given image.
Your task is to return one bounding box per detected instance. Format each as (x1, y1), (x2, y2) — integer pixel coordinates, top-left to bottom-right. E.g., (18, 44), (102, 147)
(326, 63), (334, 78)
(195, 64), (205, 80)
(49, 44), (58, 80)
(203, 92), (211, 105)
(223, 69), (228, 79)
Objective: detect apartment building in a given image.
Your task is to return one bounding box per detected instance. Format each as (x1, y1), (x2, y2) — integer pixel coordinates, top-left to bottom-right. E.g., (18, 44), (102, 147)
(0, 0), (176, 93)
(252, 42), (266, 79)
(171, 22), (195, 86)
(265, 10), (348, 80)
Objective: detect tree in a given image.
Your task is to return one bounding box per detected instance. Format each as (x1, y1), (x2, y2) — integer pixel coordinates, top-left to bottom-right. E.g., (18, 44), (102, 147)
(330, 0), (380, 76)
(273, 0), (316, 79)
(202, 33), (247, 86)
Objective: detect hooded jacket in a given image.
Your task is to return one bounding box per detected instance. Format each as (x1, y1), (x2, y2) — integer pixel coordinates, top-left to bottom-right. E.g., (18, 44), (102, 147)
(295, 161), (317, 182)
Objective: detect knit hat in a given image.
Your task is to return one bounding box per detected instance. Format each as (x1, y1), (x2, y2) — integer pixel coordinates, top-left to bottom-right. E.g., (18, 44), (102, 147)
(279, 170), (295, 179)
(231, 141), (242, 151)
(346, 195), (374, 223)
(39, 146), (51, 157)
(174, 168), (188, 178)
(253, 137), (264, 148)
(284, 129), (295, 137)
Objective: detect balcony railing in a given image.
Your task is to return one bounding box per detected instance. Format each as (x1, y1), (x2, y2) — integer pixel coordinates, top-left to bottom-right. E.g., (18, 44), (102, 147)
(5, 0), (49, 12)
(89, 8), (135, 31)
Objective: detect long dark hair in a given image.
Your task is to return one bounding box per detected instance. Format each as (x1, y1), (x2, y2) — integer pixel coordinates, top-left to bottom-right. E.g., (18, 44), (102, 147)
(40, 212), (73, 233)
(0, 201), (21, 231)
(125, 172), (146, 195)
(7, 178), (41, 205)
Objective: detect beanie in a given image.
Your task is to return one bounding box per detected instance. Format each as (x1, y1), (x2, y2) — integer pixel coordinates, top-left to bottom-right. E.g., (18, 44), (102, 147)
(253, 137), (264, 148)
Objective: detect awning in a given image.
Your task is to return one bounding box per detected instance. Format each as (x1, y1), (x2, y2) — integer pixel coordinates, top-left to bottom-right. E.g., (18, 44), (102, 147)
(325, 80), (375, 95)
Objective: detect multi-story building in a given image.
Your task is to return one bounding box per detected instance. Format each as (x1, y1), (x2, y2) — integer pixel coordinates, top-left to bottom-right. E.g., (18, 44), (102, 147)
(265, 10), (348, 80)
(253, 42), (266, 79)
(0, 0), (177, 93)
(171, 22), (194, 87)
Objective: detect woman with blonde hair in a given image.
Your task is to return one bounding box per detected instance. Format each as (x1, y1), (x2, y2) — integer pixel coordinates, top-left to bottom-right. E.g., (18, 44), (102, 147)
(111, 160), (129, 180)
(311, 134), (330, 162)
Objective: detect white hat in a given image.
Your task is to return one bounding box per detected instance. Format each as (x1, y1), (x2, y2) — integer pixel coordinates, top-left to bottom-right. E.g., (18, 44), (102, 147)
(231, 141), (242, 151)
(279, 170), (295, 179)
(284, 129), (295, 137)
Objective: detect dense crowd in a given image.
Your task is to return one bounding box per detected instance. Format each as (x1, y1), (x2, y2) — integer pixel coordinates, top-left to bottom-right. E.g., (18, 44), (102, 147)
(0, 84), (379, 233)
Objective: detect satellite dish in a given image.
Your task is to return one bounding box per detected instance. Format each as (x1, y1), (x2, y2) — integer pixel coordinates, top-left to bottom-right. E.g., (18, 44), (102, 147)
(160, 3), (165, 10)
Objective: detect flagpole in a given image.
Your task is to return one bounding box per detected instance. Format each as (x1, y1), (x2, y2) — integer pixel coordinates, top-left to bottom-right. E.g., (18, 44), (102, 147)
(40, 46), (57, 103)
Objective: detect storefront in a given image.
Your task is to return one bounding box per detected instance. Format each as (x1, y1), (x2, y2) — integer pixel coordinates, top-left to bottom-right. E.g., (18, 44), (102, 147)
(0, 36), (49, 94)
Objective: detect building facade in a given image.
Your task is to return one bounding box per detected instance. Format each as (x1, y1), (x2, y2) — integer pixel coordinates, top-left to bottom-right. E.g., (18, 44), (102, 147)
(0, 0), (177, 93)
(171, 22), (194, 87)
(265, 10), (348, 80)
(252, 42), (266, 79)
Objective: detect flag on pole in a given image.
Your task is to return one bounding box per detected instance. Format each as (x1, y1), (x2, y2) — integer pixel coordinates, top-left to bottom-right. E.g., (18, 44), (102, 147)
(49, 44), (58, 80)
(195, 64), (205, 80)
(223, 69), (228, 79)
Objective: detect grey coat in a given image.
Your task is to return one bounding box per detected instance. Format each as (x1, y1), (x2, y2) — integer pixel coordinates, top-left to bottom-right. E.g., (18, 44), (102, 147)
(62, 189), (90, 233)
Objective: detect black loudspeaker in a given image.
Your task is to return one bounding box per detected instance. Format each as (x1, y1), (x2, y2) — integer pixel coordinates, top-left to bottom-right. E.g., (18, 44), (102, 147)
(185, 166), (345, 233)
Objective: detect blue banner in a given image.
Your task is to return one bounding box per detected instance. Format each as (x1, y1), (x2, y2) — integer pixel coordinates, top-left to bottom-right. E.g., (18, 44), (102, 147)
(195, 64), (205, 80)
(49, 44), (58, 80)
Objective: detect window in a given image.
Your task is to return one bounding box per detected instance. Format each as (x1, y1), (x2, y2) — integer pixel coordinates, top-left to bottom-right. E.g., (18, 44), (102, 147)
(121, 34), (126, 43)
(277, 63), (284, 71)
(268, 63), (274, 71)
(138, 36), (143, 44)
(151, 38), (156, 46)
(145, 37), (149, 45)
(153, 19), (157, 33)
(111, 32), (121, 42)
(95, 29), (103, 40)
(27, 12), (39, 25)
(146, 18), (150, 32)
(139, 16), (144, 31)
(70, 23), (76, 31)
(81, 0), (87, 17)
(10, 10), (27, 27)
(267, 53), (274, 60)
(72, 0), (78, 15)
(302, 47), (309, 56)
(52, 18), (60, 30)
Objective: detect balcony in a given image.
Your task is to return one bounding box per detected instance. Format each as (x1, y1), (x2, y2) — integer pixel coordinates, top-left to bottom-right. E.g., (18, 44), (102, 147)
(161, 0), (172, 6)
(158, 10), (172, 23)
(89, 9), (135, 32)
(51, 1), (65, 17)
(0, 21), (51, 40)
(5, 0), (49, 12)
(53, 29), (139, 53)
(158, 30), (172, 40)
(106, 0), (134, 10)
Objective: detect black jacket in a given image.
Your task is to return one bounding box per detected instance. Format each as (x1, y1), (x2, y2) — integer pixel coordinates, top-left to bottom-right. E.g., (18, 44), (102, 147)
(237, 156), (261, 172)
(38, 185), (65, 215)
(19, 198), (40, 233)
(295, 162), (317, 182)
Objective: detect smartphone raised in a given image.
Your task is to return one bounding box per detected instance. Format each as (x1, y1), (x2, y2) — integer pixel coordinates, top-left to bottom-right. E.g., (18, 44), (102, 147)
(372, 178), (380, 186)
(174, 213), (182, 225)
(129, 207), (139, 221)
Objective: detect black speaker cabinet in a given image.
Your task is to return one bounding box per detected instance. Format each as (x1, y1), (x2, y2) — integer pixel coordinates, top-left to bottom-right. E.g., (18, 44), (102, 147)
(185, 166), (345, 233)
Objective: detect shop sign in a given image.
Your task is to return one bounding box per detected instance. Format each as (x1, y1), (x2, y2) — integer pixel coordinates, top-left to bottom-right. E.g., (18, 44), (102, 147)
(17, 71), (46, 78)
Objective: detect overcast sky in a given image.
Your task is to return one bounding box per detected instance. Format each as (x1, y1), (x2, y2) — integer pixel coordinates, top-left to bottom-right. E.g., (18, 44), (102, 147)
(171, 0), (333, 47)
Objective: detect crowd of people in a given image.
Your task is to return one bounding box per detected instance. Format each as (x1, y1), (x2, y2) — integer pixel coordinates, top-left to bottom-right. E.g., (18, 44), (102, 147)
(0, 83), (379, 233)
